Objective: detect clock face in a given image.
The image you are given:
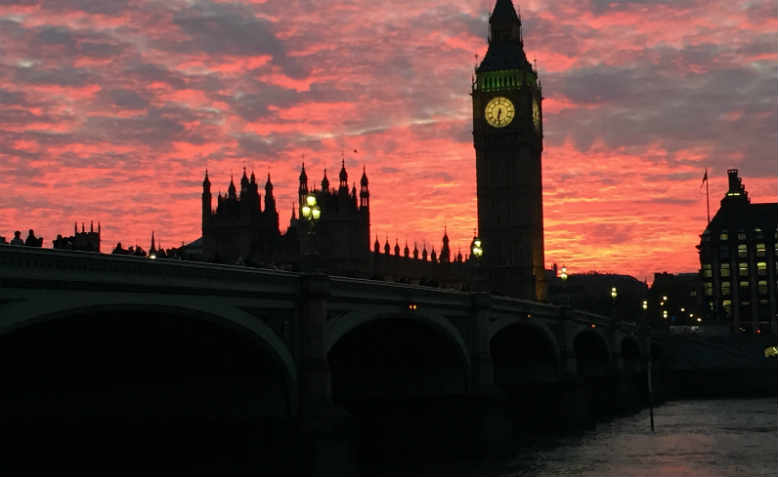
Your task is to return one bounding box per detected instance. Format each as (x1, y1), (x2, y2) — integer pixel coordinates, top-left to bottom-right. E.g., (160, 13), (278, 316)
(532, 97), (540, 131)
(484, 96), (515, 128)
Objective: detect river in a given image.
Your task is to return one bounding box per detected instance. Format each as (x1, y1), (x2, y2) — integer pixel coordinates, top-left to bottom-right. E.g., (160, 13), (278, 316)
(398, 398), (776, 477)
(488, 398), (777, 477)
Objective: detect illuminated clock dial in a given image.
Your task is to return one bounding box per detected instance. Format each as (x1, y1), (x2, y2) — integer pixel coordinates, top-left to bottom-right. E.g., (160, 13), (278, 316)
(484, 96), (515, 128)
(532, 97), (540, 132)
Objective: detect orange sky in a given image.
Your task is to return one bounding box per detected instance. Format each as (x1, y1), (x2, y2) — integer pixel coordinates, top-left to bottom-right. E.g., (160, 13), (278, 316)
(0, 0), (776, 281)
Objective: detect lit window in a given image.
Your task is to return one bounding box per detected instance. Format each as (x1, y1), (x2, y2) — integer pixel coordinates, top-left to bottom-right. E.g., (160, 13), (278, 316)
(702, 264), (712, 278)
(704, 282), (713, 296)
(738, 262), (749, 277)
(757, 262), (767, 275)
(720, 231), (728, 241)
(754, 227), (763, 239)
(737, 244), (747, 258)
(739, 281), (750, 289)
(755, 243), (766, 257)
(722, 299), (732, 316)
(721, 282), (731, 296)
(758, 280), (768, 295)
(720, 263), (730, 277)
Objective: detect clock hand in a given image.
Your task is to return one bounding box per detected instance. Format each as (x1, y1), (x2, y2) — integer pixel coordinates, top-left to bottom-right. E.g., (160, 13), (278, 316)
(497, 109), (502, 121)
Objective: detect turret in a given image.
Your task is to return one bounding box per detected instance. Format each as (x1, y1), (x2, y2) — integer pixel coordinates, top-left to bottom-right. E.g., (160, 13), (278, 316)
(240, 168), (249, 197)
(202, 169), (212, 237)
(440, 228), (451, 263)
(359, 166), (370, 209)
(723, 168), (750, 205)
(321, 169), (330, 192)
(299, 163), (308, 205)
(404, 241), (410, 258)
(394, 239), (400, 256)
(227, 175), (237, 200)
(339, 159), (349, 194)
(374, 236), (380, 254)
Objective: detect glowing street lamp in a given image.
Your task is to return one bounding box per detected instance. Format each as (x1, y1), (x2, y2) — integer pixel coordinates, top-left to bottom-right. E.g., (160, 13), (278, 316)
(560, 265), (568, 281)
(662, 310), (668, 319)
(610, 286), (618, 300)
(471, 237), (483, 259)
(301, 194), (320, 221)
(642, 299), (648, 311)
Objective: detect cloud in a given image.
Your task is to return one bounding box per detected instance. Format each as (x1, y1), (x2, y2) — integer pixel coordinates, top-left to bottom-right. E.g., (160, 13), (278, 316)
(0, 0), (773, 282)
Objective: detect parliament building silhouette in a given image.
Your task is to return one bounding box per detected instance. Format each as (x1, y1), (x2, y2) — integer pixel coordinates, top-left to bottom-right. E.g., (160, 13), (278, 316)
(195, 0), (547, 300)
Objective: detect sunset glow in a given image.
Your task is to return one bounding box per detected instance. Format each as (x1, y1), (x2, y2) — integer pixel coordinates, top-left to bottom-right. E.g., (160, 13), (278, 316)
(0, 0), (775, 281)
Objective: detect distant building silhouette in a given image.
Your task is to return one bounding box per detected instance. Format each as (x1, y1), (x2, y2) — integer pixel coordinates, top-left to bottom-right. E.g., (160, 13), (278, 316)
(697, 169), (777, 334)
(53, 222), (100, 252)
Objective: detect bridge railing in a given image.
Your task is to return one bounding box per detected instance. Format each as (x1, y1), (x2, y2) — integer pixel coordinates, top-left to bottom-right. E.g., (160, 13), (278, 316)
(0, 245), (300, 294)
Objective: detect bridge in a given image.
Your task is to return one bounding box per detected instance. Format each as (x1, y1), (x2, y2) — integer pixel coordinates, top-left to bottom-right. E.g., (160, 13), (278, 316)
(0, 245), (653, 474)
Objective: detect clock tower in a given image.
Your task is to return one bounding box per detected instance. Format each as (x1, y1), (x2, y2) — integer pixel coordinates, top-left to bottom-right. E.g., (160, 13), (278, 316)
(473, 0), (546, 300)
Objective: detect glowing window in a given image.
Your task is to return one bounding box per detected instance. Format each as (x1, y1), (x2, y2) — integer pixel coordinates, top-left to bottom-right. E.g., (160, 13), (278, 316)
(720, 263), (730, 277)
(721, 282), (731, 296)
(738, 262), (749, 277)
(755, 243), (766, 257)
(704, 282), (713, 296)
(703, 264), (712, 278)
(737, 244), (748, 258)
(720, 231), (728, 241)
(722, 299), (732, 317)
(758, 280), (768, 295)
(757, 262), (767, 275)
(739, 281), (750, 289)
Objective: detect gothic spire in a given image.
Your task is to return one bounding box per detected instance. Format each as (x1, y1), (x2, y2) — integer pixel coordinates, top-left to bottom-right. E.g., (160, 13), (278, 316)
(477, 0), (530, 73)
(321, 169), (330, 191)
(203, 169), (210, 187)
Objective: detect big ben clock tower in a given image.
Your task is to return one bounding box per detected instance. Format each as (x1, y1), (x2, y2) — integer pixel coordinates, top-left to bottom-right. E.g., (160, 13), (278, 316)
(473, 0), (546, 300)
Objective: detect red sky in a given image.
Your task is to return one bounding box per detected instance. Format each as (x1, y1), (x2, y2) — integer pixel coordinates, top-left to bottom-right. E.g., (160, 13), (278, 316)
(0, 0), (775, 282)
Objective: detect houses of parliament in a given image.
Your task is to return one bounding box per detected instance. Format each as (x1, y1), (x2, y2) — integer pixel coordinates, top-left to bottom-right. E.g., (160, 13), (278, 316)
(196, 0), (547, 300)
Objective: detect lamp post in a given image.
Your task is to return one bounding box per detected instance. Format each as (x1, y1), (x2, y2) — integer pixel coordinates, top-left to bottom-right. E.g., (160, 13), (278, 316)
(470, 236), (486, 292)
(300, 193), (321, 272)
(610, 286), (618, 320)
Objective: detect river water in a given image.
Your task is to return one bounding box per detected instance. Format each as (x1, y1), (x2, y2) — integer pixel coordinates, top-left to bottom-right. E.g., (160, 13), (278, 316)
(488, 398), (777, 477)
(403, 398), (777, 477)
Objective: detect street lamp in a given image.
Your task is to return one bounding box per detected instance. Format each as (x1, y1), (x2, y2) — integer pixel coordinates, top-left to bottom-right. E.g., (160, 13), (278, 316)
(560, 265), (568, 281)
(471, 237), (483, 259)
(642, 299), (648, 311)
(610, 286), (618, 300)
(300, 194), (321, 271)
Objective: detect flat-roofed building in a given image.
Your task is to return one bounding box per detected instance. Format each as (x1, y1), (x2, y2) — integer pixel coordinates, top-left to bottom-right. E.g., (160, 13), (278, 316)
(697, 169), (777, 335)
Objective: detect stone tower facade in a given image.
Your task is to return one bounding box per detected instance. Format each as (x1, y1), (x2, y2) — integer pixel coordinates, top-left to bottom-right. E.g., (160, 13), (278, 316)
(472, 0), (546, 300)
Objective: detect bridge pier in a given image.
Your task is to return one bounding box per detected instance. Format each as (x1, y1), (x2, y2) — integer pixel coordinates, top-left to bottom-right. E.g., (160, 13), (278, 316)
(299, 274), (358, 476)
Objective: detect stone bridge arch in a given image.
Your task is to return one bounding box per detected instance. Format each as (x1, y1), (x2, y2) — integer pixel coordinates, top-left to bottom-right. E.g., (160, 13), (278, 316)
(573, 328), (611, 376)
(487, 317), (562, 370)
(325, 310), (472, 401)
(0, 297), (298, 414)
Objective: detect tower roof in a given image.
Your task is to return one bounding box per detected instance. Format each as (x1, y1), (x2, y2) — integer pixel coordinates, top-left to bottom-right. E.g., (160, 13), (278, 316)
(360, 166), (368, 186)
(299, 163), (307, 182)
(339, 159), (348, 182)
(477, 0), (531, 73)
(321, 169), (329, 191)
(490, 0), (520, 26)
(265, 172), (273, 189)
(203, 169), (210, 186)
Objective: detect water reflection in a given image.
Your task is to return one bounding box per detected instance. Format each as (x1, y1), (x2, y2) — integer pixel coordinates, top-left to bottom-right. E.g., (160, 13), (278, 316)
(501, 398), (776, 477)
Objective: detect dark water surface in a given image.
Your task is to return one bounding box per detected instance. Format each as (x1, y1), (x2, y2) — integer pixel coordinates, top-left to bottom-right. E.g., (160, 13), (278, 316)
(496, 398), (777, 477)
(407, 398), (776, 477)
